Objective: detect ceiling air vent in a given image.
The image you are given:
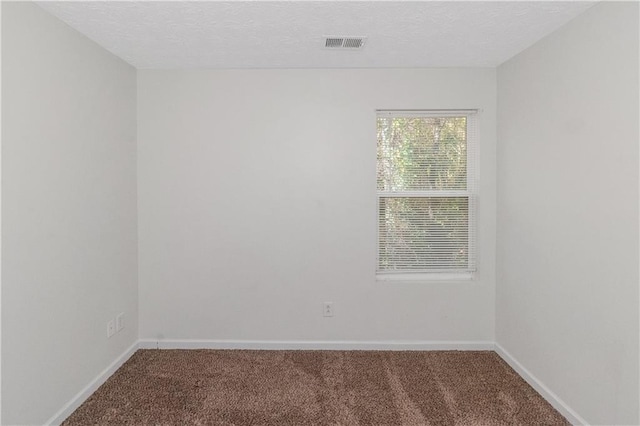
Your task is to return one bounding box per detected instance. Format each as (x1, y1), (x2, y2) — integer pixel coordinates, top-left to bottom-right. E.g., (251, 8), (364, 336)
(324, 36), (367, 49)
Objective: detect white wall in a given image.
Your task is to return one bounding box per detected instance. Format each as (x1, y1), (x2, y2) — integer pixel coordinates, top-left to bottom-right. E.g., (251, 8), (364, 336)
(496, 2), (639, 424)
(138, 69), (496, 344)
(1, 3), (138, 424)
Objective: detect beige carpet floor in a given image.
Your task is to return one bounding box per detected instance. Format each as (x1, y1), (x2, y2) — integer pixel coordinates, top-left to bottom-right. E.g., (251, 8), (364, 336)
(63, 349), (569, 425)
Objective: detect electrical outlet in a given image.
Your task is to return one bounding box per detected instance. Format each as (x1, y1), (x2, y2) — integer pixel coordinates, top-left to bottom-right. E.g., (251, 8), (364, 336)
(116, 312), (125, 332)
(107, 320), (115, 338)
(323, 302), (334, 317)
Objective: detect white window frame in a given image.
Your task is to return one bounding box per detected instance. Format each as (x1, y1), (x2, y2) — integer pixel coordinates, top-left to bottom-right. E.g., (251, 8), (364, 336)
(376, 109), (478, 282)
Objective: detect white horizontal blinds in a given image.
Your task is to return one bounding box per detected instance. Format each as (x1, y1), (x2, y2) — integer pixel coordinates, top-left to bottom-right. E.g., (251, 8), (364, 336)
(377, 110), (477, 274)
(378, 197), (470, 271)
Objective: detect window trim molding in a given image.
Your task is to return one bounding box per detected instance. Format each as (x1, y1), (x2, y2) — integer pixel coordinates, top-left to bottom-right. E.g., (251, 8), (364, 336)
(375, 109), (479, 281)
(376, 272), (475, 282)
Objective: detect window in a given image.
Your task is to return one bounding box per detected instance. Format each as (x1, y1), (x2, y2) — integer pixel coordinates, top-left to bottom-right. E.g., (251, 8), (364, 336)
(376, 110), (477, 280)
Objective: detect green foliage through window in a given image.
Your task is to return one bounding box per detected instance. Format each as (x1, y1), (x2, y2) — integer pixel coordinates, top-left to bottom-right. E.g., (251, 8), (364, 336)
(377, 114), (474, 274)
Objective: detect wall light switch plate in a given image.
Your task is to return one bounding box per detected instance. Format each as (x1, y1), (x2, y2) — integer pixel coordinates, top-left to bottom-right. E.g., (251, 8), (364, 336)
(116, 312), (124, 332)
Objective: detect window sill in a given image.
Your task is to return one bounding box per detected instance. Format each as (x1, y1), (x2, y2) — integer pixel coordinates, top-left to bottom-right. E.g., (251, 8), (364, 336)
(376, 272), (475, 283)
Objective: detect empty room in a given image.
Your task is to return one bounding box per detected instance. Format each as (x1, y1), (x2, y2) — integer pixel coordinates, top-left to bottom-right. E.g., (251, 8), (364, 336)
(1, 1), (638, 425)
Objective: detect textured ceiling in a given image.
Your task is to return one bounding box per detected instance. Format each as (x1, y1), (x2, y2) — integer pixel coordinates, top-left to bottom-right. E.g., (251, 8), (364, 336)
(36, 1), (595, 69)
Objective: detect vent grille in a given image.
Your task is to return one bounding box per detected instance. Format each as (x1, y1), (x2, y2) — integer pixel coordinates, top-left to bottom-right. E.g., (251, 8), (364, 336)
(324, 36), (367, 49)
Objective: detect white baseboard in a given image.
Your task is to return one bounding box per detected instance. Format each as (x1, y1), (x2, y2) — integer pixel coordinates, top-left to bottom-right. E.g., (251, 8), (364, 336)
(137, 339), (495, 351)
(494, 343), (588, 426)
(44, 341), (140, 426)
